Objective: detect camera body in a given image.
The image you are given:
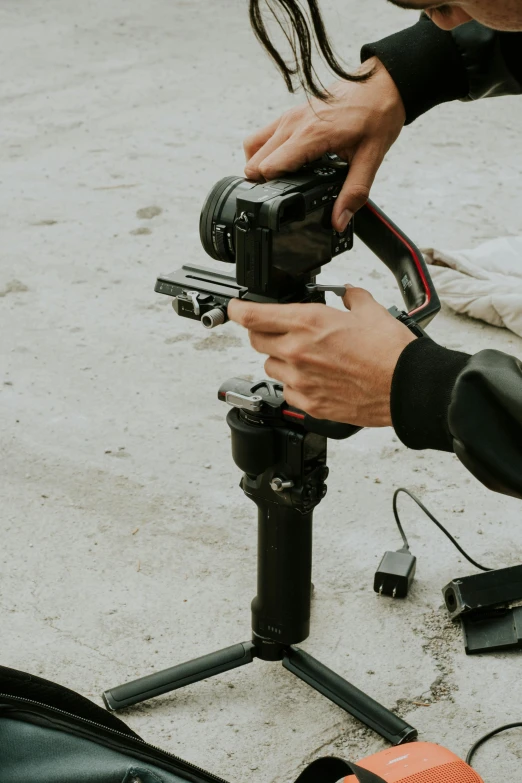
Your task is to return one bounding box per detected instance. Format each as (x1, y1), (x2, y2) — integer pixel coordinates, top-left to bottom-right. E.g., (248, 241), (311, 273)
(200, 158), (353, 299)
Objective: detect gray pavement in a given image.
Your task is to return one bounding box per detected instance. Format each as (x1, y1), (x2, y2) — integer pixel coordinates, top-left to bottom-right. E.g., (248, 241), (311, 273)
(1, 1), (522, 780)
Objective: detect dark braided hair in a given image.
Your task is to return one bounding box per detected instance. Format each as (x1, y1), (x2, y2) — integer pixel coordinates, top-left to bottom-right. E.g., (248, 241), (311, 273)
(248, 0), (371, 100)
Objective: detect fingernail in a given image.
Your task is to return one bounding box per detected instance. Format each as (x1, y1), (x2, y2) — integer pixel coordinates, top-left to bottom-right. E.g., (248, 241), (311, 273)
(337, 210), (353, 232)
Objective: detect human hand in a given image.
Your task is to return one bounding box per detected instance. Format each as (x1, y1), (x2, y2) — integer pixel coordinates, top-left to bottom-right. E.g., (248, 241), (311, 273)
(243, 58), (406, 233)
(227, 286), (415, 427)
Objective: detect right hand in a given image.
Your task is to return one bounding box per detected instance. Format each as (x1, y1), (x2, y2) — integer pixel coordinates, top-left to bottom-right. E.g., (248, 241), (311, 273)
(243, 58), (406, 232)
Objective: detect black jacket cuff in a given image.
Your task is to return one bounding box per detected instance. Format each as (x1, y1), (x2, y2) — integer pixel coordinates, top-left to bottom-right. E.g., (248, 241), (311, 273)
(361, 15), (468, 124)
(449, 350), (522, 498)
(499, 32), (522, 86)
(391, 338), (471, 452)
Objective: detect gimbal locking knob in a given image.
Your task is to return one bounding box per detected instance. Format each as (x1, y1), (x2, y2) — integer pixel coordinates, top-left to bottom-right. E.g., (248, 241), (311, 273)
(270, 477), (295, 493)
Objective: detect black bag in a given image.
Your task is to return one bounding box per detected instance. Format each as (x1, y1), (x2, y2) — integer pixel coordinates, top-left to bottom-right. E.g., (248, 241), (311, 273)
(0, 666), (385, 783)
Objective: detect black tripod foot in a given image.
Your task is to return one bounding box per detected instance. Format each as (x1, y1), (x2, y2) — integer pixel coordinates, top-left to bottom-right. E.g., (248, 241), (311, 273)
(102, 641), (256, 711)
(283, 647), (417, 745)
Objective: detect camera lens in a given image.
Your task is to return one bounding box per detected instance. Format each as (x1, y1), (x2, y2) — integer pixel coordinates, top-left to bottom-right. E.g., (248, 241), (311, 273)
(200, 176), (253, 263)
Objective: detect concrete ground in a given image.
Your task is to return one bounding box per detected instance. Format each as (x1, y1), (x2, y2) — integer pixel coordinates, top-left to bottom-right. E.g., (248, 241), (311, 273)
(1, 1), (522, 780)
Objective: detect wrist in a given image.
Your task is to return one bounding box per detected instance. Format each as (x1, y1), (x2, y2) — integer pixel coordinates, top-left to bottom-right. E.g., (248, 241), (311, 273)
(358, 56), (406, 130)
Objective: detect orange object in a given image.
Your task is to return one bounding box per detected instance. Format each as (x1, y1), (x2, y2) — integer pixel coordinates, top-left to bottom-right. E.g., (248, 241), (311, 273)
(343, 742), (484, 782)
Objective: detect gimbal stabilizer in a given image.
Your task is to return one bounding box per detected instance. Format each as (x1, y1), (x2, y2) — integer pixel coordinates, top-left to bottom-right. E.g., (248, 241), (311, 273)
(103, 201), (440, 745)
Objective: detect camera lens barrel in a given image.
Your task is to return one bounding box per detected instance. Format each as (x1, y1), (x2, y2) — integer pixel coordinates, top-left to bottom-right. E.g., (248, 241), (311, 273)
(200, 176), (242, 262)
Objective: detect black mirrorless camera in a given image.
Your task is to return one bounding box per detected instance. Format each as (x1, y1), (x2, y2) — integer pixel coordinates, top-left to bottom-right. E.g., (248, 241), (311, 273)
(200, 156), (353, 298)
(155, 155), (440, 330)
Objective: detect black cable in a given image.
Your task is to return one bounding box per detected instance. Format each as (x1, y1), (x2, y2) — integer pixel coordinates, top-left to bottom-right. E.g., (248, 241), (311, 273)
(466, 722), (522, 767)
(393, 488), (492, 573)
(390, 490), (519, 772)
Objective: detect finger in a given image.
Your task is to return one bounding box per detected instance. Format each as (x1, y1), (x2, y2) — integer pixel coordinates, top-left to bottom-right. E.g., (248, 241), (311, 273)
(249, 331), (287, 358)
(281, 385), (313, 415)
(331, 143), (383, 232)
(228, 299), (304, 333)
(264, 356), (294, 385)
(244, 128), (291, 180)
(256, 132), (326, 181)
(244, 117), (281, 163)
(342, 284), (376, 312)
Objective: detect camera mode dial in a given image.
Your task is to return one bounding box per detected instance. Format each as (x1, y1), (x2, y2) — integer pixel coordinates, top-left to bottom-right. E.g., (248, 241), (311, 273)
(313, 167), (336, 177)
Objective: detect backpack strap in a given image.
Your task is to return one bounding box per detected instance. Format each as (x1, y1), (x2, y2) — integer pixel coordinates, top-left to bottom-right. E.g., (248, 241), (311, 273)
(346, 763), (387, 783)
(294, 757), (386, 783)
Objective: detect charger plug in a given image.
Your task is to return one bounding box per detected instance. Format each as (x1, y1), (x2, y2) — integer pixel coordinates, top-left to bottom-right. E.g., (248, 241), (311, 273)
(374, 549), (416, 598)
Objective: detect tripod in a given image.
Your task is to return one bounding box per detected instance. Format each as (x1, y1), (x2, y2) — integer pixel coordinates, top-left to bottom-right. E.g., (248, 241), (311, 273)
(103, 378), (417, 746)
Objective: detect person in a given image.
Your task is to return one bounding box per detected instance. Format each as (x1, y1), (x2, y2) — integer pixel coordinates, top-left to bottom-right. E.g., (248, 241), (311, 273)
(227, 1), (522, 499)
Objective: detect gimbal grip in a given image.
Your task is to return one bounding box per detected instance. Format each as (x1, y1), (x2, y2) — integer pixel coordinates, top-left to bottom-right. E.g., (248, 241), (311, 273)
(355, 201), (440, 327)
(283, 407), (361, 440)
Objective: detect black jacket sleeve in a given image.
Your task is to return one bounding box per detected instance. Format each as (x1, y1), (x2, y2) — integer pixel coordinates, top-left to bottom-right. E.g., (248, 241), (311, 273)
(391, 339), (522, 499)
(361, 16), (522, 124)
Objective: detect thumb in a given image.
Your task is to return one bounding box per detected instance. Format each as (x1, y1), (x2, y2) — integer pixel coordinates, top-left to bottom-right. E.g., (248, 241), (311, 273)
(342, 284), (376, 312)
(332, 143), (383, 232)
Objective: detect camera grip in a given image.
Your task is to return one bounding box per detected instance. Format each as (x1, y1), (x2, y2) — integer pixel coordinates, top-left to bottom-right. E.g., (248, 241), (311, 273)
(355, 201), (440, 327)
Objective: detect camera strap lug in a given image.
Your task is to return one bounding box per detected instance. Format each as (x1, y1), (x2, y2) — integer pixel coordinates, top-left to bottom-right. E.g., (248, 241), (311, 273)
(387, 306), (428, 338)
(225, 391), (263, 412)
(234, 211), (251, 233)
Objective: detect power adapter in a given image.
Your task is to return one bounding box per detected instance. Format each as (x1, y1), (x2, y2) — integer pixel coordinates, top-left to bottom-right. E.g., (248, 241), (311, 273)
(374, 488), (493, 600)
(374, 549), (416, 599)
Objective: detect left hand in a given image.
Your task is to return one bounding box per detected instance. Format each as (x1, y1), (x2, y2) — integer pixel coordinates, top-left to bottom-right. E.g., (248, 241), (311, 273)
(227, 286), (416, 427)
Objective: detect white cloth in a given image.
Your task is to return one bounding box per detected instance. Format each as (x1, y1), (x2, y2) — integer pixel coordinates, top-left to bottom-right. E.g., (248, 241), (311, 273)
(422, 237), (522, 337)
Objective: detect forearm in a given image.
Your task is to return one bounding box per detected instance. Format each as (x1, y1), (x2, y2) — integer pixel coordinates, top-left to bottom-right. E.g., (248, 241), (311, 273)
(361, 16), (522, 125)
(391, 340), (522, 499)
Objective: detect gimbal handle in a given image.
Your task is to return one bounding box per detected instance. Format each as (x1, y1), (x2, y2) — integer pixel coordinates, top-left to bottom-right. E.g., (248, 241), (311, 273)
(355, 200), (440, 327)
(281, 407), (361, 441)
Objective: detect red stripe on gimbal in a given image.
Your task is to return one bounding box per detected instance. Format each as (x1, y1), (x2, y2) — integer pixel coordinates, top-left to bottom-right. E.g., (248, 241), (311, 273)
(364, 202), (431, 317)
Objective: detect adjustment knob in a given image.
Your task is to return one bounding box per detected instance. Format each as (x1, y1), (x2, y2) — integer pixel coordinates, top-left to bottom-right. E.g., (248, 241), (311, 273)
(270, 477), (294, 493)
(202, 308), (226, 329)
(213, 224), (232, 262)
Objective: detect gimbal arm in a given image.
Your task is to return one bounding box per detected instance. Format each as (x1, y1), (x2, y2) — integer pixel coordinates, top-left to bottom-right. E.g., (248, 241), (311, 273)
(355, 200), (440, 327)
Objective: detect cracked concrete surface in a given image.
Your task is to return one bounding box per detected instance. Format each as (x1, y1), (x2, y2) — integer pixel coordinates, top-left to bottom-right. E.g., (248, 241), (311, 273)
(1, 1), (522, 781)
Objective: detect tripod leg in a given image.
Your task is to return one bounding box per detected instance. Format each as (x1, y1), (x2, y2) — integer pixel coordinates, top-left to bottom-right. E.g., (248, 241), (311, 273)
(283, 647), (417, 745)
(103, 641), (256, 711)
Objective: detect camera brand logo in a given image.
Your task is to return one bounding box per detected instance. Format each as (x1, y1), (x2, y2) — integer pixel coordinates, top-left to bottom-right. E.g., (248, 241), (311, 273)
(388, 755), (409, 765)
